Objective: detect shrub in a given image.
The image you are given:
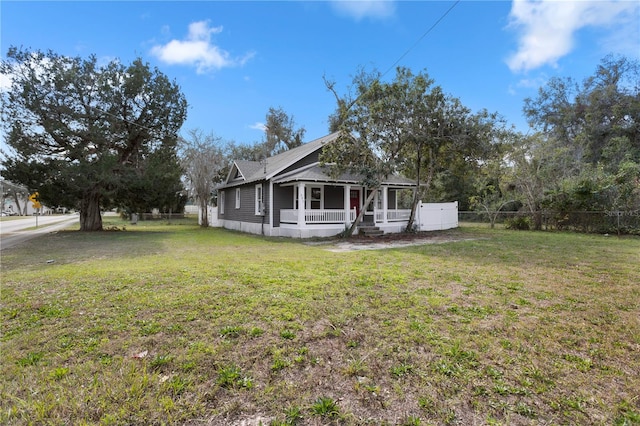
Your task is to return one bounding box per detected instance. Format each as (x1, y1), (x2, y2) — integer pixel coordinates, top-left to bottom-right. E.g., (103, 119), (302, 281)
(505, 216), (531, 230)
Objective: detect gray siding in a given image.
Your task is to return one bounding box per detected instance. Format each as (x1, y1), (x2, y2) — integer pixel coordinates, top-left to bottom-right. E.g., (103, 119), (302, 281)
(220, 181), (270, 224)
(273, 184), (294, 227)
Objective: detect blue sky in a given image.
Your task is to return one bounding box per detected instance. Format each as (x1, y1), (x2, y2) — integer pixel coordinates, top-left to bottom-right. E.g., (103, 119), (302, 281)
(2, 1), (639, 147)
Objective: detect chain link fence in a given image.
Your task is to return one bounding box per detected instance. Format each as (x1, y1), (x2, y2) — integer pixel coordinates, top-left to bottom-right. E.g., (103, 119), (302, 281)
(459, 210), (640, 235)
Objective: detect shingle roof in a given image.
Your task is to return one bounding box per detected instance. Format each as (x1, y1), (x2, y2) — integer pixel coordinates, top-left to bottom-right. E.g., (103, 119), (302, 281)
(221, 132), (339, 188)
(220, 131), (416, 189)
(234, 160), (263, 180)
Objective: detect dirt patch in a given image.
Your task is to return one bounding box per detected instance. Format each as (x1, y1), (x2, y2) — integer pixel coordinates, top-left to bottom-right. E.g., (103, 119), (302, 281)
(317, 232), (475, 252)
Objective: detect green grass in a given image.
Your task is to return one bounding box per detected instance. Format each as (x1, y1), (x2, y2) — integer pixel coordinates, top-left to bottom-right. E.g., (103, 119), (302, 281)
(1, 217), (639, 425)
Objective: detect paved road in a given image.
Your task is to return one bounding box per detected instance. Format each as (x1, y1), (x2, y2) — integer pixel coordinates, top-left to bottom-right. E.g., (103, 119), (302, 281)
(0, 214), (80, 250)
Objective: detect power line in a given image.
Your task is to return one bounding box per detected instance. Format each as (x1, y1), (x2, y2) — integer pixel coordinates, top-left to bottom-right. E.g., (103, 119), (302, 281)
(381, 0), (461, 78)
(339, 1), (461, 119)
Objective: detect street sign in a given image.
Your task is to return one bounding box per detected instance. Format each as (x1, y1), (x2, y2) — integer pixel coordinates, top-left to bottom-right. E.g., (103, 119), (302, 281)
(29, 192), (41, 209)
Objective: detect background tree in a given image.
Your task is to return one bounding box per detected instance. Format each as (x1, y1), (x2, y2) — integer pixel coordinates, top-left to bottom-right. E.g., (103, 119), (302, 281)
(324, 74), (356, 132)
(428, 109), (508, 211)
(263, 107), (305, 156)
(524, 55), (639, 170)
(226, 141), (265, 162)
(468, 156), (517, 229)
(179, 129), (226, 227)
(0, 48), (187, 231)
(515, 55), (640, 231)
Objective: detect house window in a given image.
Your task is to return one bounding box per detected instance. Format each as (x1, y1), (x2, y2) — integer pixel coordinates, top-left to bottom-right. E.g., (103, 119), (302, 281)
(220, 191), (225, 214)
(235, 188), (241, 209)
(310, 187), (322, 210)
(255, 184), (263, 215)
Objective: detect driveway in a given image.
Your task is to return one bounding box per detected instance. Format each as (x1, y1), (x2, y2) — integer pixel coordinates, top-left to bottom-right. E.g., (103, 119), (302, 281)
(0, 214), (79, 250)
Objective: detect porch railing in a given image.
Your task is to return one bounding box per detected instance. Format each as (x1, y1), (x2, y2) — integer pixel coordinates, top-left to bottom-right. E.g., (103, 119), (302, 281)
(375, 209), (412, 222)
(281, 209), (410, 224)
(281, 209), (357, 224)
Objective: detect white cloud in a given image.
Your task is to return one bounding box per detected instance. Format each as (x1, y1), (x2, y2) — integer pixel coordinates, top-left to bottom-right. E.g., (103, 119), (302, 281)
(508, 75), (548, 95)
(330, 0), (396, 21)
(249, 122), (266, 132)
(506, 0), (639, 73)
(150, 20), (255, 74)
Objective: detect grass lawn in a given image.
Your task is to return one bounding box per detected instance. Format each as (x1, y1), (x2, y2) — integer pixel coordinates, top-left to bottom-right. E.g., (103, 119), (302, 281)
(1, 218), (639, 425)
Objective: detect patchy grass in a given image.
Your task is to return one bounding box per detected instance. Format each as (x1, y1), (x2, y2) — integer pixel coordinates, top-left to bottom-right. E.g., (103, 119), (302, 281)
(1, 218), (639, 425)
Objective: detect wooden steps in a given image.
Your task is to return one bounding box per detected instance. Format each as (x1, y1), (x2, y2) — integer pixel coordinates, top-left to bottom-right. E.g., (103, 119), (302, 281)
(358, 225), (384, 237)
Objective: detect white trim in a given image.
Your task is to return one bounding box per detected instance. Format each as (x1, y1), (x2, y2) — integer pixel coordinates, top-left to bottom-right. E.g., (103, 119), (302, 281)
(221, 219), (271, 236)
(269, 180), (274, 235)
(297, 182), (305, 226)
(225, 161), (246, 185)
(235, 188), (241, 209)
(255, 184), (264, 215)
(220, 191), (225, 215)
(307, 185), (323, 210)
(382, 187), (388, 224)
(344, 185), (351, 225)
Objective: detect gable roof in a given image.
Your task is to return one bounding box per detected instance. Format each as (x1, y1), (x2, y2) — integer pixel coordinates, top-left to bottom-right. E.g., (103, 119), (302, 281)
(221, 132), (339, 188)
(233, 160), (263, 180)
(219, 131), (417, 189)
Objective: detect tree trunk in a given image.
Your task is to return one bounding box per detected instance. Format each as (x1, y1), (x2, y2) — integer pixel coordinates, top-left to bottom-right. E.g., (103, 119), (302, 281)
(199, 198), (209, 227)
(406, 188), (420, 232)
(407, 147), (435, 232)
(344, 189), (377, 238)
(532, 210), (542, 231)
(79, 189), (103, 231)
(405, 149), (422, 232)
(489, 211), (497, 229)
(12, 194), (24, 216)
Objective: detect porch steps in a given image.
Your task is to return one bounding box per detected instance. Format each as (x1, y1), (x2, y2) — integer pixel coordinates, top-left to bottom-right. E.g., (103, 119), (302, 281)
(358, 225), (384, 237)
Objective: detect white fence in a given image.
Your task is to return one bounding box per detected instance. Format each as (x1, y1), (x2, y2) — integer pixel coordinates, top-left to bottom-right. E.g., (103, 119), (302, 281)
(417, 201), (458, 231)
(203, 206), (220, 227)
(375, 209), (412, 222)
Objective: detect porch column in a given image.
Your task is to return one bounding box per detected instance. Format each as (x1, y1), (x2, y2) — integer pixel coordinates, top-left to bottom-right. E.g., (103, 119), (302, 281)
(382, 186), (388, 224)
(344, 185), (351, 224)
(373, 190), (379, 223)
(297, 182), (306, 226)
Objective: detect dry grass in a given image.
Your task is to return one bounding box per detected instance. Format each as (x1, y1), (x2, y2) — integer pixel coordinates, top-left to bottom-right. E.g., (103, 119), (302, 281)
(1, 218), (639, 425)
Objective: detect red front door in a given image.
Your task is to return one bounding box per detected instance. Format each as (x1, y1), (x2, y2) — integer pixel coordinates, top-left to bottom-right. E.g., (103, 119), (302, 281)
(350, 190), (360, 216)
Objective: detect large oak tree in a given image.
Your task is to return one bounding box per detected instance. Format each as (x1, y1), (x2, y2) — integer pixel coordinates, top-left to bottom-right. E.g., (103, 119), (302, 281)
(323, 67), (506, 233)
(1, 48), (187, 231)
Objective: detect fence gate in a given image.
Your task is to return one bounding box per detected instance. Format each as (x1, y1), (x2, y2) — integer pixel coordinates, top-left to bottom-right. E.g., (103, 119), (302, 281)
(417, 201), (458, 231)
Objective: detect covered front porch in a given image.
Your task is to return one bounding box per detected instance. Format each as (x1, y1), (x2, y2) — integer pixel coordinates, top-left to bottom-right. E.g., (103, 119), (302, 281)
(277, 181), (414, 237)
